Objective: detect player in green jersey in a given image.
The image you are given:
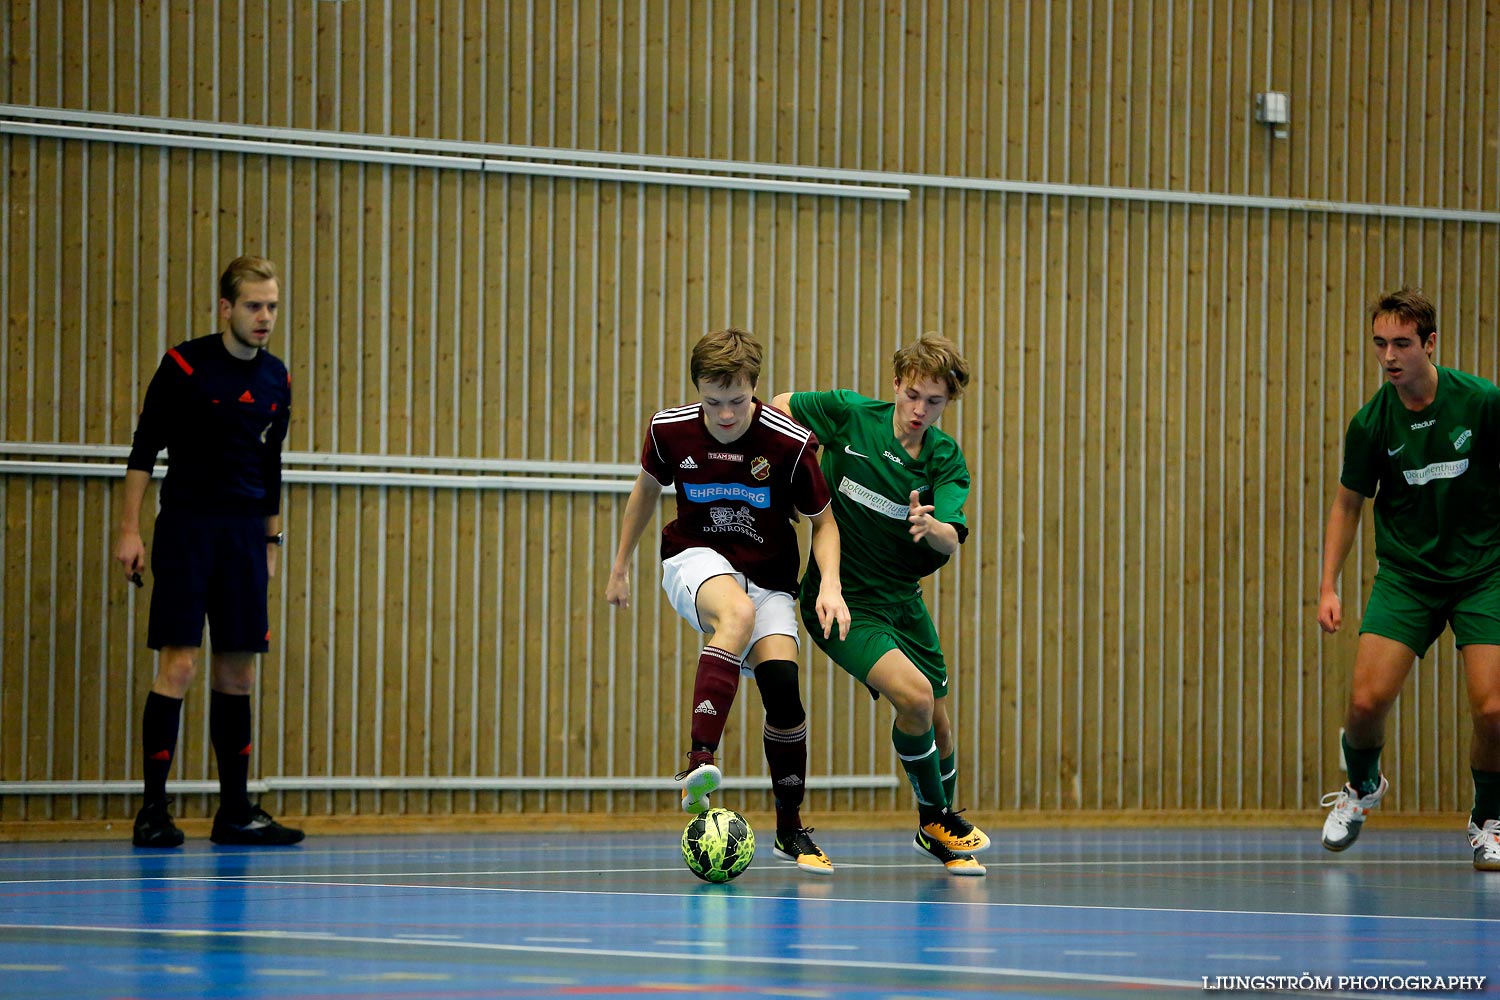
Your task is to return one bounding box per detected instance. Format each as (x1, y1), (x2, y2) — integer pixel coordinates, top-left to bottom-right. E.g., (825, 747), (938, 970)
(1318, 288), (1500, 870)
(774, 333), (989, 876)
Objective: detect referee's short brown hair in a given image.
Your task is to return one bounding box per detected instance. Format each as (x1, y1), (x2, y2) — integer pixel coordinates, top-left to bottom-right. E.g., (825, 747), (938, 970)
(219, 256), (279, 306)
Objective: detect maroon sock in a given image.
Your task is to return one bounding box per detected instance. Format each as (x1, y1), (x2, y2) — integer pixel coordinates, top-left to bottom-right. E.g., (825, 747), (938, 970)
(764, 721), (808, 834)
(689, 646), (741, 751)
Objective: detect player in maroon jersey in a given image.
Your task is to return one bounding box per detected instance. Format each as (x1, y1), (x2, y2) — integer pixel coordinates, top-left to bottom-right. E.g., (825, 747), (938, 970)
(606, 328), (850, 874)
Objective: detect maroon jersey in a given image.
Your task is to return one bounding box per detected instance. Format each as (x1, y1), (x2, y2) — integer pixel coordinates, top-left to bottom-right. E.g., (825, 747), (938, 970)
(641, 399), (831, 594)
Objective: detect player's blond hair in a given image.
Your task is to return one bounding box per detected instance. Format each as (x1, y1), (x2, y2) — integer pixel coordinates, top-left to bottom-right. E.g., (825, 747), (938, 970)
(1370, 287), (1436, 339)
(219, 256), (279, 305)
(690, 328), (763, 388)
(892, 333), (970, 400)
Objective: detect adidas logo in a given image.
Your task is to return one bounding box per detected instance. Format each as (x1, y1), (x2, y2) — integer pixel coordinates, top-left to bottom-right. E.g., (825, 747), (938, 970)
(775, 775), (803, 786)
(693, 699), (717, 716)
(238, 389), (255, 404)
(680, 456), (698, 469)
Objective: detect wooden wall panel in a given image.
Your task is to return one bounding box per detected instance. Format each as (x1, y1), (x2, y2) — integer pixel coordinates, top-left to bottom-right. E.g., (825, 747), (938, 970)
(8, 0), (1484, 205)
(5, 1), (1500, 825)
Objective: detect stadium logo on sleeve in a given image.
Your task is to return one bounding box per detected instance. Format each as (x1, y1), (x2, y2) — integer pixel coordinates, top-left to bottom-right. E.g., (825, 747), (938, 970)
(750, 456), (770, 480)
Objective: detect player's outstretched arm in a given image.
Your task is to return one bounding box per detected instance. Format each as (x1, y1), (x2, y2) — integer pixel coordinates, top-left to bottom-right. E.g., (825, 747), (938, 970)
(907, 490), (959, 554)
(1317, 485), (1367, 634)
(807, 505), (851, 640)
(606, 472), (664, 609)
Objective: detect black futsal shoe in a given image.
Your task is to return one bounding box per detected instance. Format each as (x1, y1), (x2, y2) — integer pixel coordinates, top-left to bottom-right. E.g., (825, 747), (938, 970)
(211, 804), (305, 846)
(132, 798), (185, 848)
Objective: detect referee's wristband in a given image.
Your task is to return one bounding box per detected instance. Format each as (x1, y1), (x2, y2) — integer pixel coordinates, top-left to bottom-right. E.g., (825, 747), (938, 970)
(266, 532), (284, 547)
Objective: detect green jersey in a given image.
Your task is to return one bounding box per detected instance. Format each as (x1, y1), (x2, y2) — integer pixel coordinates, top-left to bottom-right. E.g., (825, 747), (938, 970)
(1341, 365), (1500, 584)
(788, 389), (970, 603)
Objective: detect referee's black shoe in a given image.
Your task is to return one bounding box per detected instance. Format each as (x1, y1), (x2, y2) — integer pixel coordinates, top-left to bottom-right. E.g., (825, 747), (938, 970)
(132, 798), (185, 848)
(211, 804), (305, 846)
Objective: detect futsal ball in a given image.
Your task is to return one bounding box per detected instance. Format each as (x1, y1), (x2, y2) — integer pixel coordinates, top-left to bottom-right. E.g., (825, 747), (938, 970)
(681, 807), (755, 882)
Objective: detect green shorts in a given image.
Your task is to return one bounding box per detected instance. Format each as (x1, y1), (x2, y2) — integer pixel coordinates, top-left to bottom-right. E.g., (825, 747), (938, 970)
(799, 589), (949, 698)
(1360, 563), (1500, 655)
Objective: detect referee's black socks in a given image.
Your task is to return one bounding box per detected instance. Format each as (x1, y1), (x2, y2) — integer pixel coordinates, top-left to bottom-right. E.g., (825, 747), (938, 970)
(141, 692), (183, 805)
(210, 690), (254, 820)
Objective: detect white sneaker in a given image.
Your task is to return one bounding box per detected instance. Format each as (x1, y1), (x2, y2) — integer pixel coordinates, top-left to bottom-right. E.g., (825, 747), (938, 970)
(677, 762), (721, 815)
(1468, 819), (1500, 871)
(1320, 775), (1388, 851)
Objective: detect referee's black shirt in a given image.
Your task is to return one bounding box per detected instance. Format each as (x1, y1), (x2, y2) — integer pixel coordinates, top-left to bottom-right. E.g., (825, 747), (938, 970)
(127, 334), (292, 516)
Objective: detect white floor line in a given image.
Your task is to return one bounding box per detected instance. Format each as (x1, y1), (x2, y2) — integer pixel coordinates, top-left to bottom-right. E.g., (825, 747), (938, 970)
(394, 933), (465, 940)
(5, 869), (1494, 935)
(0, 923), (1212, 993)
(25, 871), (1489, 927)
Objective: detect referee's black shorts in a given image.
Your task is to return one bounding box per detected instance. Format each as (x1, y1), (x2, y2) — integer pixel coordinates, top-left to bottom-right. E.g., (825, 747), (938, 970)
(147, 509), (270, 652)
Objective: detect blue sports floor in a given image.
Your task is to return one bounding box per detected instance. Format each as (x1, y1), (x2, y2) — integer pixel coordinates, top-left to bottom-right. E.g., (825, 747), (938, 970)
(1, 825), (1496, 999)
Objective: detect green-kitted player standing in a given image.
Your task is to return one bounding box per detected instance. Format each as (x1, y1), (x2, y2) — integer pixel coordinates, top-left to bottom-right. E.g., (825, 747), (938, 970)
(1318, 287), (1500, 870)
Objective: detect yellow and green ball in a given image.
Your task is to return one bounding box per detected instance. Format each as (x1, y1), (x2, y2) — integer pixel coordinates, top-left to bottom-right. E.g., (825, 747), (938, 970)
(681, 807), (755, 882)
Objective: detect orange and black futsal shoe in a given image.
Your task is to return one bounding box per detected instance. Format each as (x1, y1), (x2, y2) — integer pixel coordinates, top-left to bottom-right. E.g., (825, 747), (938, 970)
(773, 827), (834, 874)
(918, 805), (991, 853)
(913, 830), (986, 876)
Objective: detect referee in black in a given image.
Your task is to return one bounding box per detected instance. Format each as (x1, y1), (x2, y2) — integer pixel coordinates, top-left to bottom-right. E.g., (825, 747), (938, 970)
(114, 255), (303, 847)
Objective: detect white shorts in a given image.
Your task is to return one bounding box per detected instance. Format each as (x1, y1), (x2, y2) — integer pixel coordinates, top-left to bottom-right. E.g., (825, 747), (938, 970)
(660, 547), (799, 671)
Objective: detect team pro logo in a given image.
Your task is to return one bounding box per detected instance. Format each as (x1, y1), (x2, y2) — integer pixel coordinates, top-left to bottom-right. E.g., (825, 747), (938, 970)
(1451, 426), (1473, 454)
(683, 481), (771, 508)
(750, 456), (770, 480)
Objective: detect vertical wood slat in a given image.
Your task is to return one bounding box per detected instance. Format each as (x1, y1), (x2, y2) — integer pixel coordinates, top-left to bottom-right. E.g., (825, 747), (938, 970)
(5, 1), (1500, 823)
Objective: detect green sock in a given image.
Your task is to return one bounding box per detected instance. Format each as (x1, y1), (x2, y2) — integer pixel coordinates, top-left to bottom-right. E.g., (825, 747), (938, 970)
(1472, 768), (1500, 826)
(1342, 731), (1383, 796)
(892, 723), (946, 810)
(939, 752), (957, 808)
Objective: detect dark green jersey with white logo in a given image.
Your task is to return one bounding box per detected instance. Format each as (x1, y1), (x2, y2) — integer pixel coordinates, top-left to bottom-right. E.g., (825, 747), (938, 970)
(788, 389), (970, 603)
(1341, 365), (1500, 583)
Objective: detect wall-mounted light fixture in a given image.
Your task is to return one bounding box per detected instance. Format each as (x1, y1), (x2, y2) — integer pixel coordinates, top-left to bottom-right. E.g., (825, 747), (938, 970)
(1254, 92), (1290, 139)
